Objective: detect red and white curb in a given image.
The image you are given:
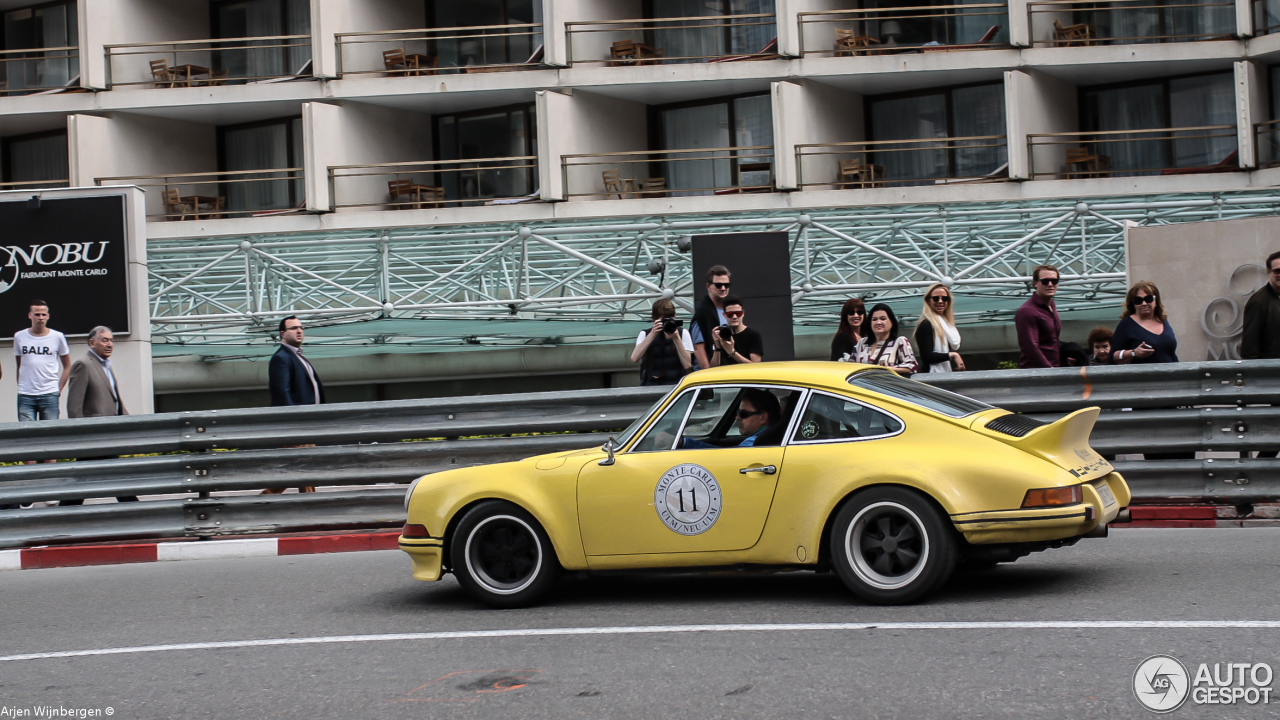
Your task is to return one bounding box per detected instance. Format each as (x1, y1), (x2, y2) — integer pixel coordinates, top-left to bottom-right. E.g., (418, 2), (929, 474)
(0, 531), (401, 571)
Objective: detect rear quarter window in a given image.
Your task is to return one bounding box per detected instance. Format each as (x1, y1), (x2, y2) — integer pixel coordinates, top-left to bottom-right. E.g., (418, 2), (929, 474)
(847, 371), (990, 419)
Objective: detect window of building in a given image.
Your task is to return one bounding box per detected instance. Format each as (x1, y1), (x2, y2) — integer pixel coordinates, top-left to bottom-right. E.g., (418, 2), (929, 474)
(434, 103), (538, 201)
(1080, 1), (1234, 44)
(428, 0), (543, 67)
(1, 1), (78, 92)
(651, 93), (774, 194)
(1080, 71), (1236, 174)
(854, 0), (1008, 47)
(211, 0), (311, 79)
(866, 82), (1007, 183)
(1, 130), (68, 188)
(648, 0), (776, 62)
(218, 116), (303, 212)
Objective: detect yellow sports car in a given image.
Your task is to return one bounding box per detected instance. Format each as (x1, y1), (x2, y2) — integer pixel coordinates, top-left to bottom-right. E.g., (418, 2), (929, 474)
(400, 362), (1129, 607)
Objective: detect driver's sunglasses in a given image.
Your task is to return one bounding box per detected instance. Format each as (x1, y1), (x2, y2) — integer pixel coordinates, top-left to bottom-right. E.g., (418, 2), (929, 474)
(1038, 277), (1060, 286)
(712, 282), (731, 290)
(1134, 295), (1156, 305)
(929, 295), (951, 304)
(737, 408), (763, 419)
(724, 310), (744, 318)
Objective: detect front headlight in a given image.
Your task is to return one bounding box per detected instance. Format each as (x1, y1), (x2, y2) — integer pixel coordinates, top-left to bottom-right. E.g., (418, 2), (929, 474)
(404, 475), (425, 511)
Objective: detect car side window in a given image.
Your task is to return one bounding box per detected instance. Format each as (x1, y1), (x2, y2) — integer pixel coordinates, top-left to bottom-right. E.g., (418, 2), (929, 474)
(791, 392), (903, 443)
(630, 391), (694, 452)
(682, 387), (743, 441)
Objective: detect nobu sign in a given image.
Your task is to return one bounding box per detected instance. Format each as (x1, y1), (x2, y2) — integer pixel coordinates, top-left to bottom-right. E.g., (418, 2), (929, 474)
(0, 195), (129, 337)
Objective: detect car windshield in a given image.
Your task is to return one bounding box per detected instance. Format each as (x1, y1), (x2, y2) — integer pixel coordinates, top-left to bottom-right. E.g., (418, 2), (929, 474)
(614, 389), (676, 448)
(847, 370), (990, 418)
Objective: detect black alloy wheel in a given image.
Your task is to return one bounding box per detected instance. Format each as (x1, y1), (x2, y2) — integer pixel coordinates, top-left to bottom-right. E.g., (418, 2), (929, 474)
(450, 500), (559, 608)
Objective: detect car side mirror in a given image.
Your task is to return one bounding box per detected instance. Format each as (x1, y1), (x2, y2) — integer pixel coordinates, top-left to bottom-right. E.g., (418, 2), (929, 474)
(599, 437), (617, 466)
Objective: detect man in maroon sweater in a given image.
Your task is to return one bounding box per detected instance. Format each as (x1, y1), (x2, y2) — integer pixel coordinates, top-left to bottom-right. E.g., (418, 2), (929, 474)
(1015, 264), (1062, 368)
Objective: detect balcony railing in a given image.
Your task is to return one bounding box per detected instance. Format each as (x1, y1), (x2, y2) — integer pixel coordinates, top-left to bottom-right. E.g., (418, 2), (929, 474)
(565, 15), (778, 65)
(1028, 0), (1236, 47)
(105, 35), (312, 88)
(798, 5), (1009, 56)
(0, 178), (69, 191)
(329, 157), (540, 210)
(796, 137), (1009, 188)
(1255, 0), (1280, 35)
(95, 168), (305, 221)
(0, 46), (79, 95)
(1256, 119), (1280, 168)
(562, 147), (774, 199)
(1027, 126), (1239, 179)
(335, 24), (546, 77)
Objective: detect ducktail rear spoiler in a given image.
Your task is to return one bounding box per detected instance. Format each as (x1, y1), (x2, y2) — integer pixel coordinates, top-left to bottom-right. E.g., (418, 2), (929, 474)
(985, 407), (1113, 480)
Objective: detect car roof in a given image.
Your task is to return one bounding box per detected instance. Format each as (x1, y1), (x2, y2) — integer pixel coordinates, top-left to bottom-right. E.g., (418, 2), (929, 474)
(679, 361), (879, 393)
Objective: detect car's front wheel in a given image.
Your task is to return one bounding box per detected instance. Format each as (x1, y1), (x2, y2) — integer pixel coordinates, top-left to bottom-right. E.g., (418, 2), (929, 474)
(450, 500), (559, 608)
(829, 487), (957, 605)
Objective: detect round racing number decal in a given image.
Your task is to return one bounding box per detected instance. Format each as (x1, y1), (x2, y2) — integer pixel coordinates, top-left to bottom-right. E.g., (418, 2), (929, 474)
(800, 419), (820, 439)
(654, 464), (722, 535)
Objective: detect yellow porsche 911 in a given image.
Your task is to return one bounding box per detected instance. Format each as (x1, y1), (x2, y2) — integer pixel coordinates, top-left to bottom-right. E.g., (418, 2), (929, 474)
(400, 362), (1129, 607)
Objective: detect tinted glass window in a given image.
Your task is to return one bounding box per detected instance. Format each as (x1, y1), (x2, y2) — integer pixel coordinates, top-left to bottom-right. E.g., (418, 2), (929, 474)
(615, 389), (675, 448)
(847, 371), (989, 418)
(792, 393), (902, 442)
(631, 391), (693, 452)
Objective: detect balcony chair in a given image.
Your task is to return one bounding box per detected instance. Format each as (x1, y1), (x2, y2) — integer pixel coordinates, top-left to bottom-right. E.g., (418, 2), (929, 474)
(921, 25), (1002, 52)
(202, 69), (229, 87)
(162, 189), (196, 221)
(602, 169), (636, 199)
(150, 59), (176, 88)
(837, 158), (886, 189)
(609, 40), (664, 66)
(834, 29), (882, 57)
(388, 179), (444, 209)
(1053, 19), (1093, 47)
(638, 177), (667, 198)
(1160, 149), (1240, 175)
(1065, 147), (1110, 178)
(383, 49), (437, 77)
(709, 37), (780, 63)
(736, 160), (774, 192)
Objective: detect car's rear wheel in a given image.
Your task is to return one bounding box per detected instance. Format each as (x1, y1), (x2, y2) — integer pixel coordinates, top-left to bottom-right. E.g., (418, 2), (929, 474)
(450, 500), (559, 608)
(830, 487), (957, 605)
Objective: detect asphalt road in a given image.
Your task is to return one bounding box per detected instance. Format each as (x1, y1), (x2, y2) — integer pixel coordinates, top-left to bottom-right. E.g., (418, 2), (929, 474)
(3, 528), (1280, 719)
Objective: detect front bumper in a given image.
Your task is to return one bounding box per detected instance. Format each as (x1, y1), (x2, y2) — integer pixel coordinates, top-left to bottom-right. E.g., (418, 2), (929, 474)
(399, 537), (445, 581)
(952, 473), (1128, 544)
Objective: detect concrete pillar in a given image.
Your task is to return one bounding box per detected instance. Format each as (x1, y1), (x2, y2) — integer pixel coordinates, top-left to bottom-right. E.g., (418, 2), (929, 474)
(1008, 0), (1031, 47)
(772, 79), (864, 189)
(1236, 60), (1266, 168)
(1005, 69), (1078, 180)
(537, 89), (647, 201)
(302, 102), (340, 212)
(1238, 0), (1254, 37)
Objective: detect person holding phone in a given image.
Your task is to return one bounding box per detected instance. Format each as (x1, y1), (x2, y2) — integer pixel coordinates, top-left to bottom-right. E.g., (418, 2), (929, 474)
(1111, 281), (1178, 364)
(710, 296), (764, 366)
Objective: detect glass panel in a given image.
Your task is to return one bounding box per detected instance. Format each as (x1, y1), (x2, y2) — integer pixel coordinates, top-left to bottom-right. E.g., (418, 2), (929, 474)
(5, 132), (68, 184)
(2, 1), (78, 92)
(1170, 0), (1234, 38)
(1169, 73), (1236, 167)
(733, 94), (774, 187)
(682, 387), (744, 441)
(1100, 1), (1161, 44)
(792, 393), (903, 443)
(616, 388), (677, 448)
(215, 0), (284, 79)
(951, 84), (1007, 176)
(660, 102), (731, 194)
(848, 370), (991, 418)
(435, 105), (536, 201)
(430, 0), (535, 68)
(1082, 82), (1167, 174)
(222, 121), (291, 212)
(1258, 0), (1280, 34)
(650, 0), (775, 62)
(285, 0), (312, 73)
(870, 92), (948, 183)
(631, 390), (694, 452)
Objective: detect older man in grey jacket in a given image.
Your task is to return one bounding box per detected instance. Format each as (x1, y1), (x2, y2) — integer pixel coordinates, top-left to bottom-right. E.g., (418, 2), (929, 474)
(62, 326), (137, 505)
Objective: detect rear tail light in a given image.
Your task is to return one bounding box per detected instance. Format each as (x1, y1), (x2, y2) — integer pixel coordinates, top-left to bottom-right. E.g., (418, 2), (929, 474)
(1021, 485), (1083, 508)
(401, 523), (432, 539)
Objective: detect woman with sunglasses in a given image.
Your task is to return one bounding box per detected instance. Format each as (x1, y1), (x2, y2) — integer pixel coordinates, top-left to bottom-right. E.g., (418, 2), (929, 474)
(710, 296), (764, 366)
(830, 298), (867, 361)
(913, 283), (965, 373)
(855, 303), (917, 375)
(1111, 281), (1178, 364)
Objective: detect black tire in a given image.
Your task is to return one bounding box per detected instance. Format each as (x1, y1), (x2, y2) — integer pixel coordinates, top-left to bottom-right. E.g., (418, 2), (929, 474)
(829, 486), (957, 605)
(449, 500), (560, 608)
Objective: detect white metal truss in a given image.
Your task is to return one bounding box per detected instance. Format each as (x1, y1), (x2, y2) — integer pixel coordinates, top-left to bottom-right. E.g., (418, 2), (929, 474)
(147, 191), (1280, 351)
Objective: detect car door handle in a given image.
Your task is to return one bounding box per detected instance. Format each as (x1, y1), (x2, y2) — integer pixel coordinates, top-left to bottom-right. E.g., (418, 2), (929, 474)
(739, 465), (777, 475)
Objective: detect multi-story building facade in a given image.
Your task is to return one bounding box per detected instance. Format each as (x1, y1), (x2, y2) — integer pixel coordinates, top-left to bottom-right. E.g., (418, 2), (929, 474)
(4, 0), (1280, 408)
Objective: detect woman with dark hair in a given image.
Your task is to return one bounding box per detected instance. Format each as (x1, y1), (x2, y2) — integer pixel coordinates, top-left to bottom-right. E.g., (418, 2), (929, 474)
(855, 303), (917, 375)
(830, 298), (866, 361)
(1111, 281), (1178, 364)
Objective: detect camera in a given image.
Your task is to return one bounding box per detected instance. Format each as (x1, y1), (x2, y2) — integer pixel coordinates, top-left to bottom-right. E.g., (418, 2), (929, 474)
(717, 325), (732, 340)
(662, 317), (683, 334)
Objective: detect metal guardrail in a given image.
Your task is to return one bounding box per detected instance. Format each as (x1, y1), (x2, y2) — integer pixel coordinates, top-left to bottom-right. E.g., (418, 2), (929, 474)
(5, 362), (1280, 549)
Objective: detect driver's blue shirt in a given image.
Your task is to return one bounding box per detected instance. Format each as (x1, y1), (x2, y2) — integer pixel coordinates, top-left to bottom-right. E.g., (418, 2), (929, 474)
(679, 427), (765, 450)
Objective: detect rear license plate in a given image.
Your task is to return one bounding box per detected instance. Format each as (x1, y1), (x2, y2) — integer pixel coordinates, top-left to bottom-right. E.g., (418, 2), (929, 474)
(1094, 482), (1117, 507)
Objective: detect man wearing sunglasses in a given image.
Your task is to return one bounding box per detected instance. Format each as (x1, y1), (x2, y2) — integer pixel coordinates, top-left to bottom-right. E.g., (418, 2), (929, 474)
(691, 265), (733, 370)
(1241, 250), (1280, 359)
(710, 296), (764, 366)
(1015, 264), (1063, 368)
(678, 388), (781, 449)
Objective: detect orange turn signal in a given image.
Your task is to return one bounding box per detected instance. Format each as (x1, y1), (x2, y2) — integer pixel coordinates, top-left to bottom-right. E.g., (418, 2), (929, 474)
(401, 523), (433, 538)
(1021, 485), (1083, 508)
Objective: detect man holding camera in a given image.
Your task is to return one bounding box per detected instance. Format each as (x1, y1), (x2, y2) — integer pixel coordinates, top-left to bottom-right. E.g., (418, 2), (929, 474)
(631, 299), (693, 385)
(710, 296), (763, 366)
(691, 265), (732, 370)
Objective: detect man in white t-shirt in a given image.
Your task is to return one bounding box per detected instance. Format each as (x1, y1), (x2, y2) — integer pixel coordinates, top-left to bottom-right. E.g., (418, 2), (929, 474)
(13, 300), (70, 422)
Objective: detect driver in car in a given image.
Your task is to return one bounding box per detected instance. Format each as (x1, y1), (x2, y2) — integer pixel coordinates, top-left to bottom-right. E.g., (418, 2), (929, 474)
(678, 388), (781, 449)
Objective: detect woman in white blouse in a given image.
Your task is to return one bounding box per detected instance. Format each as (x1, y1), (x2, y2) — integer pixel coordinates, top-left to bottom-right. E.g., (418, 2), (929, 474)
(855, 303), (917, 375)
(913, 282), (965, 373)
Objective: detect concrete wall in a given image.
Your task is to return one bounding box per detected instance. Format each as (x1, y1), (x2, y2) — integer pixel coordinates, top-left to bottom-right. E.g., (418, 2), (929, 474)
(321, 0), (427, 77)
(1126, 215), (1280, 361)
(774, 79), (863, 189)
(87, 0), (211, 88)
(786, 0), (853, 56)
(1237, 60), (1266, 168)
(1006, 69), (1078, 180)
(0, 186), (152, 422)
(68, 113), (218, 218)
(552, 0), (643, 65)
(307, 101), (433, 211)
(538, 88), (648, 200)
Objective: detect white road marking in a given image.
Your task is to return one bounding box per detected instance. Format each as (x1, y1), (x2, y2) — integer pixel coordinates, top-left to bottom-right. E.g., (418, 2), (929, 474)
(4, 620), (1280, 663)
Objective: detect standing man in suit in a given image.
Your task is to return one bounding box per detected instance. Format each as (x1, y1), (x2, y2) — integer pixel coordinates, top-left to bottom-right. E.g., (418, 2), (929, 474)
(266, 316), (320, 494)
(62, 326), (138, 505)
